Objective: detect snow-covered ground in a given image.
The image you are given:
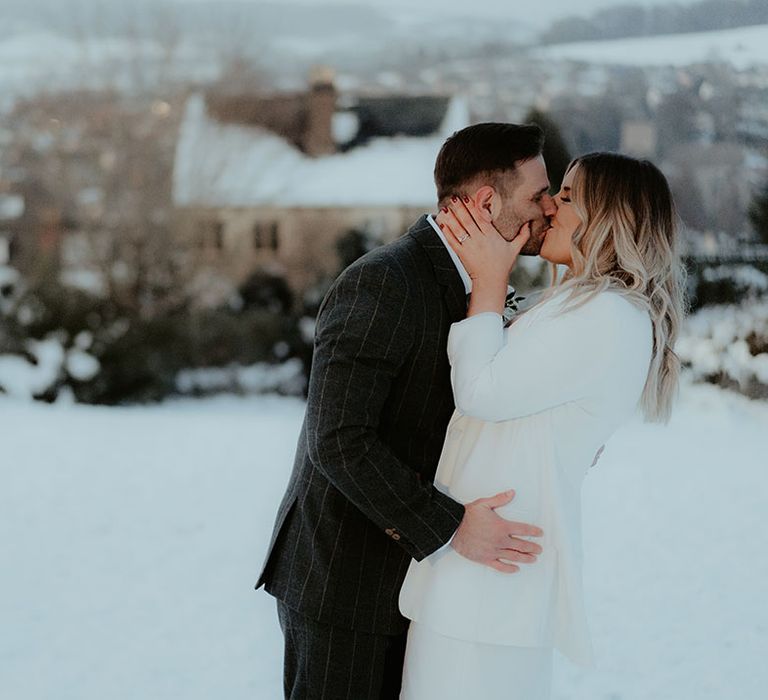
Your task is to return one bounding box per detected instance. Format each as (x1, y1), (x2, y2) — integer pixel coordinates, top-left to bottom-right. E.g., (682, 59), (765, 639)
(538, 23), (768, 68)
(1, 380), (767, 699)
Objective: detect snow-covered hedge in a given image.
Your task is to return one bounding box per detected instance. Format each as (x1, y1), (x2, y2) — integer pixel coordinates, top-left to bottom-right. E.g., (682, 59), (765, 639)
(0, 335), (100, 401)
(678, 301), (768, 399)
(4, 261), (768, 404)
(0, 264), (310, 404)
(0, 335), (306, 403)
(687, 262), (768, 311)
(175, 358), (305, 397)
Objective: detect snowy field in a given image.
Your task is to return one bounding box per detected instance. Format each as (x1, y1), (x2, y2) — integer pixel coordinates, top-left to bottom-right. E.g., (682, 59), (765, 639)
(538, 23), (768, 68)
(1, 380), (767, 700)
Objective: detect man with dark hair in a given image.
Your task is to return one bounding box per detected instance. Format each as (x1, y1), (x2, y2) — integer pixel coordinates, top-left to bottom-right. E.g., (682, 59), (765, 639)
(256, 122), (557, 699)
(434, 123), (553, 255)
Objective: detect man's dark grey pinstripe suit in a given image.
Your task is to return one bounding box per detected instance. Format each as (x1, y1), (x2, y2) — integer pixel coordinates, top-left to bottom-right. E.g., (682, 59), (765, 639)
(257, 215), (467, 697)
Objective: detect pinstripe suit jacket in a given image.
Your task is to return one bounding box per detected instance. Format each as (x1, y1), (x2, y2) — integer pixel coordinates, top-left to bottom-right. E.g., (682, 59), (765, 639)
(256, 215), (467, 635)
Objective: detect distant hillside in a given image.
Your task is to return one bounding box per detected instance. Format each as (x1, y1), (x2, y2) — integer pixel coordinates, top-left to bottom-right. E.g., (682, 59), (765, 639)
(541, 0), (768, 45)
(538, 23), (768, 69)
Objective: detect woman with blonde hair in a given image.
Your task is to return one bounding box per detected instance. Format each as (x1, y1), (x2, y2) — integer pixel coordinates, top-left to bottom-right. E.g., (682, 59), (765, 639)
(398, 152), (686, 699)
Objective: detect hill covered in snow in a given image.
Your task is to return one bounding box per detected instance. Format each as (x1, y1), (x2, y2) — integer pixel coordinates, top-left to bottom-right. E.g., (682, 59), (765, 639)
(538, 23), (768, 68)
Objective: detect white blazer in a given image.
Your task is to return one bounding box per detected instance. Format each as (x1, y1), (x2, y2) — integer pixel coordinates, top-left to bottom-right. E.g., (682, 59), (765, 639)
(399, 289), (653, 666)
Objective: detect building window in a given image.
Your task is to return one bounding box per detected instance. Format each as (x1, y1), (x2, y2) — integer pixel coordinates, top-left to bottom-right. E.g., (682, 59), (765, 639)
(213, 222), (224, 250)
(253, 221), (279, 251)
(197, 220), (224, 250)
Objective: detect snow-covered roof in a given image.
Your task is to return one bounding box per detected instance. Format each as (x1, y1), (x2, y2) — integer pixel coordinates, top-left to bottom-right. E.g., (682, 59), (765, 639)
(172, 93), (470, 209)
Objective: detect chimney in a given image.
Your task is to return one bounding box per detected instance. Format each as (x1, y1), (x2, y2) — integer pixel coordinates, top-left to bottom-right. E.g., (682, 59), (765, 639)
(302, 66), (337, 157)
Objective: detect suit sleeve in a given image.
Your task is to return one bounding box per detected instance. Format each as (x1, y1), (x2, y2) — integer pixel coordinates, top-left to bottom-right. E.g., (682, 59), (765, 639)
(305, 260), (465, 561)
(447, 294), (645, 422)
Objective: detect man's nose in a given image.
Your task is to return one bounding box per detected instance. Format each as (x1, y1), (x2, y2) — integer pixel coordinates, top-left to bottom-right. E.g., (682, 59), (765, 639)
(541, 194), (557, 217)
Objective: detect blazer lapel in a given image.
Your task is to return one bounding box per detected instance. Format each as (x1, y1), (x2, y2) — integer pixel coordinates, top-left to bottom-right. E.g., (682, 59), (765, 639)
(407, 215), (467, 324)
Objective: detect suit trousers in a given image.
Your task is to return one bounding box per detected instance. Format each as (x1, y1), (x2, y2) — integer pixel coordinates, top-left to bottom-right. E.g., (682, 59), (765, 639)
(276, 600), (408, 700)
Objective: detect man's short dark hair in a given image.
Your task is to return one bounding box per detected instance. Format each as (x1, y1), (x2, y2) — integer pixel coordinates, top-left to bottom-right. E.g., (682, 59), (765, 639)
(434, 122), (545, 204)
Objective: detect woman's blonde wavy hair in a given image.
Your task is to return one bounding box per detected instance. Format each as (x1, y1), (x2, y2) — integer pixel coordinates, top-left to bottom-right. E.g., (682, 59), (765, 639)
(549, 152), (686, 423)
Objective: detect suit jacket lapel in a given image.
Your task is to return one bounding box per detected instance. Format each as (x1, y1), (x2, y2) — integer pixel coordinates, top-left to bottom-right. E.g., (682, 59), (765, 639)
(407, 215), (467, 324)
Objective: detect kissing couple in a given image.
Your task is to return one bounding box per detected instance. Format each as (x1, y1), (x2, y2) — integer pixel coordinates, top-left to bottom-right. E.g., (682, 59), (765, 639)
(257, 122), (685, 699)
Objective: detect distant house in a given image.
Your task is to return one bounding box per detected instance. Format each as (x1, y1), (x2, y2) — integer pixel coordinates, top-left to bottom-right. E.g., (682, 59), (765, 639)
(663, 141), (757, 241)
(620, 119), (658, 158)
(171, 69), (470, 303)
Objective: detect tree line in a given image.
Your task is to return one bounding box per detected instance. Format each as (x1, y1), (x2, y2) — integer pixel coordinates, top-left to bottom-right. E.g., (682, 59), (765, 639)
(541, 0), (768, 45)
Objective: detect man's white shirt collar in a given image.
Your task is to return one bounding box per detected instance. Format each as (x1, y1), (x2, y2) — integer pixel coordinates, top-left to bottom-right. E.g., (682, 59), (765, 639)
(426, 214), (520, 315)
(427, 214), (472, 294)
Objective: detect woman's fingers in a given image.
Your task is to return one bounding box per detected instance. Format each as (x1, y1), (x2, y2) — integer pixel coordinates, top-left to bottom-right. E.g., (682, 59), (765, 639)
(508, 221), (532, 256)
(436, 208), (466, 251)
(437, 203), (530, 278)
(461, 197), (502, 237)
(449, 197), (484, 237)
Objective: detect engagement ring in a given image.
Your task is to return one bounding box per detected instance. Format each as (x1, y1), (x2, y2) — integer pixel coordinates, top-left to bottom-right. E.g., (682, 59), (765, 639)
(458, 234), (469, 243)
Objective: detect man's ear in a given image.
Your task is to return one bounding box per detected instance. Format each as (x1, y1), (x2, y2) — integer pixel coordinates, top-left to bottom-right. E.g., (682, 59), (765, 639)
(473, 185), (500, 221)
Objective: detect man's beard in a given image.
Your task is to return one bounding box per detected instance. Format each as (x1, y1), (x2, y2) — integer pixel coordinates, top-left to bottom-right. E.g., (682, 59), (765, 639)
(519, 220), (549, 256)
(495, 209), (549, 256)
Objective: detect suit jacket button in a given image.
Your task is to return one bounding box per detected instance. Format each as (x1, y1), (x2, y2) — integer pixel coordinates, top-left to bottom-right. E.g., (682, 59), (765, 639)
(385, 528), (394, 536)
(392, 533), (401, 541)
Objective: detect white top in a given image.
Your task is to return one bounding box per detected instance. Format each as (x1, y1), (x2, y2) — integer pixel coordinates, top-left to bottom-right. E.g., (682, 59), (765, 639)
(399, 288), (653, 666)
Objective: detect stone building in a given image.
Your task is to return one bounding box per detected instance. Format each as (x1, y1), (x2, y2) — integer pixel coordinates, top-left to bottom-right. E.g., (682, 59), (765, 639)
(171, 70), (470, 305)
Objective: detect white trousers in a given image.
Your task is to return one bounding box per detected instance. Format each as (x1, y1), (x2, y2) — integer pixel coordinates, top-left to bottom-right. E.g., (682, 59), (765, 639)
(400, 622), (553, 700)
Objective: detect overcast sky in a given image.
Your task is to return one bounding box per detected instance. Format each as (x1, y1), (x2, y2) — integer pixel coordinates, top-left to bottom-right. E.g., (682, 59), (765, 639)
(193, 0), (695, 25)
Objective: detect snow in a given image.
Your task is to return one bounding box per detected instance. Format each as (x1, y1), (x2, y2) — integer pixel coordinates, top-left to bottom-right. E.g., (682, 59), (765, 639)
(0, 193), (24, 219)
(538, 24), (768, 69)
(0, 340), (305, 401)
(702, 264), (768, 292)
(0, 337), (63, 399)
(0, 337), (95, 398)
(0, 263), (20, 288)
(172, 93), (470, 208)
(175, 359), (305, 396)
(65, 349), (100, 382)
(59, 269), (107, 297)
(331, 110), (360, 144)
(1, 381), (767, 699)
(678, 301), (768, 388)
